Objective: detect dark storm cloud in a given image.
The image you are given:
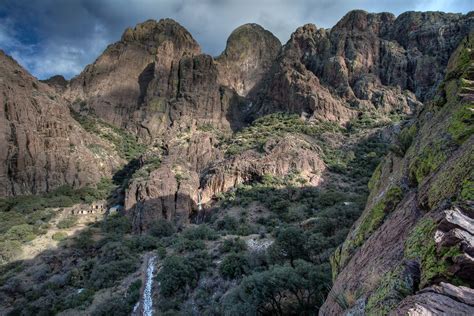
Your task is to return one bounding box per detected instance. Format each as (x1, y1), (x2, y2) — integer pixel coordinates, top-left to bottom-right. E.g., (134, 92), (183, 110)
(0, 0), (471, 79)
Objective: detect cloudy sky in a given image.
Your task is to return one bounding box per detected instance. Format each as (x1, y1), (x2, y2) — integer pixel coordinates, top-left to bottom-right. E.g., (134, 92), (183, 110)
(0, 0), (471, 79)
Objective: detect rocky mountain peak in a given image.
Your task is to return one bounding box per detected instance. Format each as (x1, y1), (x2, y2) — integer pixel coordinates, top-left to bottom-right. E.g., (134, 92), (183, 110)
(41, 75), (68, 92)
(333, 9), (395, 34)
(121, 18), (200, 52)
(220, 23), (280, 59)
(216, 23), (281, 96)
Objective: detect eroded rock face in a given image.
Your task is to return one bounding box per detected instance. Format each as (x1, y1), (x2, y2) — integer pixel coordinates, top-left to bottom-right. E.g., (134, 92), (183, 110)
(120, 11), (473, 233)
(320, 32), (474, 315)
(124, 132), (327, 231)
(392, 283), (474, 315)
(0, 51), (122, 196)
(67, 18), (201, 128)
(200, 136), (326, 203)
(250, 23), (357, 123)
(125, 166), (200, 232)
(216, 23), (281, 96)
(252, 10), (473, 124)
(41, 75), (68, 93)
(67, 19), (267, 141)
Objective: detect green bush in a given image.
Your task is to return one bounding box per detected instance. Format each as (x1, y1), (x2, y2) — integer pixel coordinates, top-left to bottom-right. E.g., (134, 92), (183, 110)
(215, 215), (239, 232)
(73, 229), (95, 250)
(0, 240), (22, 264)
(222, 260), (330, 315)
(267, 226), (308, 266)
(150, 219), (175, 237)
(219, 252), (249, 279)
(57, 217), (77, 229)
(182, 225), (218, 240)
(92, 296), (134, 316)
(157, 252), (211, 297)
(173, 237), (206, 253)
(125, 235), (161, 252)
(220, 237), (247, 253)
(52, 232), (68, 241)
(101, 214), (131, 235)
(60, 288), (95, 311)
(5, 224), (36, 242)
(89, 258), (138, 290)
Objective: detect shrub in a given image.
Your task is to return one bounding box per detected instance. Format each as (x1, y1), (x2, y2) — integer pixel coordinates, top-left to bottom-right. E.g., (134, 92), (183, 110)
(215, 215), (239, 232)
(61, 288), (95, 311)
(101, 214), (131, 235)
(5, 224), (36, 242)
(73, 229), (95, 250)
(0, 240), (22, 264)
(125, 235), (161, 252)
(173, 237), (205, 253)
(57, 217), (77, 229)
(219, 252), (249, 279)
(158, 256), (198, 297)
(89, 258), (138, 290)
(267, 226), (308, 266)
(182, 225), (218, 240)
(92, 296), (133, 316)
(149, 219), (175, 238)
(52, 232), (68, 241)
(157, 251), (211, 297)
(222, 260), (330, 315)
(220, 238), (247, 253)
(126, 279), (142, 309)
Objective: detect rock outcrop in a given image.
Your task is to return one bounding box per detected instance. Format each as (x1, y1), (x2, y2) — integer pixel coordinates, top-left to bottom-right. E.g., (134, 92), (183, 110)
(251, 11), (474, 124)
(320, 32), (474, 315)
(199, 136), (326, 203)
(0, 51), (122, 196)
(41, 75), (68, 93)
(67, 19), (201, 129)
(216, 23), (281, 96)
(67, 20), (280, 141)
(393, 282), (474, 315)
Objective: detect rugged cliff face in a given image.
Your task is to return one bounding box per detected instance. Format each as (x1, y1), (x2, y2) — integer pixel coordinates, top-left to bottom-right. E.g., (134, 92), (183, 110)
(123, 11), (473, 233)
(321, 33), (474, 315)
(216, 23), (282, 96)
(251, 11), (474, 124)
(66, 20), (281, 142)
(66, 19), (201, 128)
(0, 51), (122, 196)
